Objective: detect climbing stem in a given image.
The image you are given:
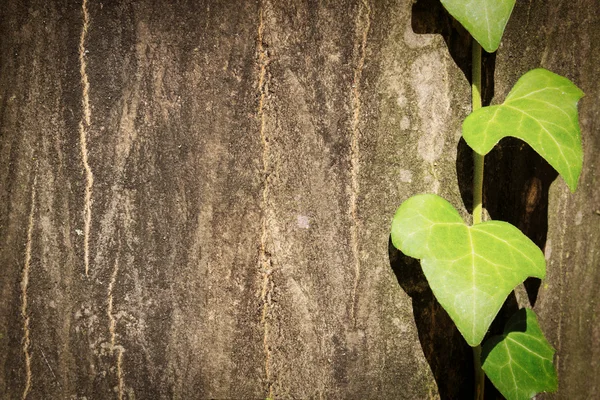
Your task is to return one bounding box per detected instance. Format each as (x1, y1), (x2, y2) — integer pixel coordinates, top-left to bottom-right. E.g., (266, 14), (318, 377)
(472, 40), (484, 226)
(474, 344), (485, 400)
(473, 152), (484, 224)
(472, 40), (485, 400)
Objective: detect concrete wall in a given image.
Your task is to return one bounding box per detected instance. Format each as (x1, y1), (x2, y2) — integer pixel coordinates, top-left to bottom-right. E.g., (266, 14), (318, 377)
(0, 0), (597, 398)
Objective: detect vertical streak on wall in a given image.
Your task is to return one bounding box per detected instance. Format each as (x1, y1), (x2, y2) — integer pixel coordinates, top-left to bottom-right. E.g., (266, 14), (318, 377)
(107, 251), (124, 400)
(256, 3), (273, 398)
(350, 0), (371, 324)
(21, 172), (37, 400)
(79, 0), (94, 277)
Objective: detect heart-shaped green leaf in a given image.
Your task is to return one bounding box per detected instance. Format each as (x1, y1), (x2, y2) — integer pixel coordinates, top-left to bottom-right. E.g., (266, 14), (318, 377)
(482, 308), (558, 400)
(441, 0), (516, 52)
(463, 68), (584, 192)
(390, 194), (546, 346)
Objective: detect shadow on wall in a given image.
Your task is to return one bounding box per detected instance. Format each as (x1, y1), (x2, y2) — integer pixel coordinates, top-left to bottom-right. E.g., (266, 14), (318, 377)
(388, 240), (473, 399)
(388, 0), (558, 398)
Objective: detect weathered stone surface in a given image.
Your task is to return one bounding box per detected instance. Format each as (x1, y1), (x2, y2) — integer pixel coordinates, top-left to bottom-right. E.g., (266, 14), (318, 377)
(0, 0), (597, 399)
(495, 1), (600, 398)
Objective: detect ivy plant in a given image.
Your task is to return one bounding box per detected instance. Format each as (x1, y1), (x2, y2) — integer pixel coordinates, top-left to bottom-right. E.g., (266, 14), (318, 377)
(391, 1), (584, 399)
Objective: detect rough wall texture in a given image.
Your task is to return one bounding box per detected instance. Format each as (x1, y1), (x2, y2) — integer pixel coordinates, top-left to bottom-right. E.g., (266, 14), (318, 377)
(0, 0), (597, 399)
(497, 1), (600, 398)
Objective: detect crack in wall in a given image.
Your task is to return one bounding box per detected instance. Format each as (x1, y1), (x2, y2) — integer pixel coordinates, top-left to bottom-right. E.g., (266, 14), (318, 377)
(21, 172), (37, 400)
(37, 344), (59, 389)
(107, 252), (125, 400)
(116, 349), (124, 399)
(257, 2), (274, 398)
(79, 0), (94, 277)
(350, 0), (371, 325)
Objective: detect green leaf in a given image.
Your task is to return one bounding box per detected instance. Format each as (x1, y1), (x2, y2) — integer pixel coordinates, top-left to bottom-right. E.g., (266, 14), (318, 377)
(441, 0), (516, 52)
(463, 68), (584, 192)
(390, 194), (545, 346)
(482, 308), (558, 400)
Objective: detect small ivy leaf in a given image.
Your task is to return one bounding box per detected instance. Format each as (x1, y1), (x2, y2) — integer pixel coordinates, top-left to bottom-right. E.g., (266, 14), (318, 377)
(390, 194), (545, 346)
(463, 68), (584, 192)
(482, 308), (558, 400)
(441, 0), (516, 52)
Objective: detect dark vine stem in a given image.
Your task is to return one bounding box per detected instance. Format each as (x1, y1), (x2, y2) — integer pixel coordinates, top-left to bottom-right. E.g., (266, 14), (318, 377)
(471, 39), (485, 400)
(474, 343), (484, 400)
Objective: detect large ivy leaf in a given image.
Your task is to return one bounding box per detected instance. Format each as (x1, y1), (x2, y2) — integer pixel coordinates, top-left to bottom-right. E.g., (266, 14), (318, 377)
(441, 0), (516, 52)
(390, 194), (545, 346)
(482, 308), (558, 400)
(463, 68), (584, 192)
